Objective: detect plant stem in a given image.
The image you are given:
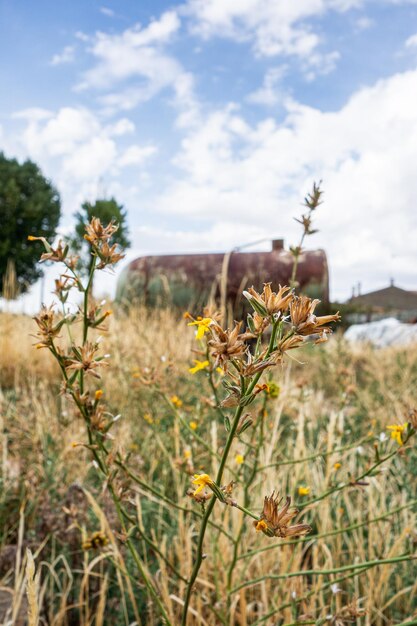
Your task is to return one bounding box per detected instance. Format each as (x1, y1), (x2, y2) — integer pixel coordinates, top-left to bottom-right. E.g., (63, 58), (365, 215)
(180, 321), (280, 625)
(232, 553), (416, 594)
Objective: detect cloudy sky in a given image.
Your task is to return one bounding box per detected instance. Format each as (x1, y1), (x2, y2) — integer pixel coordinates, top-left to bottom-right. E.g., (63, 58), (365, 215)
(1, 0), (417, 310)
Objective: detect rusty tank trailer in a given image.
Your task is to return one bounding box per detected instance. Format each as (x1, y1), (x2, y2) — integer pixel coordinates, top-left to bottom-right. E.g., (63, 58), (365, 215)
(116, 239), (329, 313)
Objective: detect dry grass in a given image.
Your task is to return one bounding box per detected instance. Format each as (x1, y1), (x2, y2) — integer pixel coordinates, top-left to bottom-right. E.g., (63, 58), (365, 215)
(0, 308), (416, 625)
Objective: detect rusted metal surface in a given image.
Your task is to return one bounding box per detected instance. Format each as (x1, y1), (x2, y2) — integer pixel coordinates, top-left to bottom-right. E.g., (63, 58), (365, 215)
(117, 242), (329, 310)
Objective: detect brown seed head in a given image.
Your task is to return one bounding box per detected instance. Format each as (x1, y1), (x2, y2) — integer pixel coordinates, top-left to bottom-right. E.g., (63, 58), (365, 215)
(246, 283), (293, 317)
(289, 295), (340, 338)
(209, 321), (249, 369)
(84, 217), (118, 245)
(254, 492), (311, 539)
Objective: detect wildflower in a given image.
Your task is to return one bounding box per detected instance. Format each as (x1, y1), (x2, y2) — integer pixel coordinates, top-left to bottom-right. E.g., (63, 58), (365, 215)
(253, 492), (311, 538)
(247, 312), (270, 335)
(298, 486), (310, 496)
(192, 473), (214, 496)
(252, 384), (268, 397)
(143, 413), (153, 424)
(90, 404), (106, 431)
(95, 389), (103, 400)
(243, 284), (293, 317)
(187, 317), (213, 340)
(66, 342), (108, 379)
(266, 382), (280, 398)
(95, 241), (125, 269)
(189, 421), (198, 430)
(171, 395), (183, 408)
(209, 321), (252, 369)
(33, 305), (62, 347)
(289, 295), (340, 340)
(254, 519), (268, 533)
(235, 454), (244, 465)
(82, 531), (109, 551)
(216, 366), (225, 375)
(334, 462), (341, 470)
(84, 217), (118, 245)
(274, 334), (304, 360)
(184, 449), (191, 459)
(237, 350), (277, 377)
(387, 423), (407, 445)
(189, 359), (210, 374)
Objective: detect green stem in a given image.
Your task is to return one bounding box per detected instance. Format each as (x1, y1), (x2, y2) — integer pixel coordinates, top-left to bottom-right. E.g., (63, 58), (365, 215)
(232, 553), (416, 594)
(181, 321), (280, 625)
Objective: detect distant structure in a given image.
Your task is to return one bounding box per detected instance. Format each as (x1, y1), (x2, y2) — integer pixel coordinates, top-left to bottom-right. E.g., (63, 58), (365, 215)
(116, 239), (329, 312)
(348, 279), (417, 323)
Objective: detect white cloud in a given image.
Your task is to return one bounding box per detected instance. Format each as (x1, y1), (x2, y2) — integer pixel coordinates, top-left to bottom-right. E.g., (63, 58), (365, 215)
(7, 106), (157, 226)
(118, 144), (157, 166)
(77, 11), (181, 90)
(100, 6), (115, 17)
(247, 66), (288, 106)
(184, 0), (357, 71)
(75, 10), (199, 120)
(153, 68), (417, 300)
(405, 32), (417, 47)
(50, 45), (75, 66)
(106, 118), (135, 136)
(355, 16), (374, 30)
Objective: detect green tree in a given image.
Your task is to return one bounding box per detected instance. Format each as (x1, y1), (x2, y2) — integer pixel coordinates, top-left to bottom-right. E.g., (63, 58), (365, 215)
(0, 152), (61, 295)
(72, 198), (130, 276)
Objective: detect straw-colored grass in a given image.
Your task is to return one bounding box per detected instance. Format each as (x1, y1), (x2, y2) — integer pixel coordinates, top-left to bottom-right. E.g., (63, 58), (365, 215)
(1, 308), (416, 625)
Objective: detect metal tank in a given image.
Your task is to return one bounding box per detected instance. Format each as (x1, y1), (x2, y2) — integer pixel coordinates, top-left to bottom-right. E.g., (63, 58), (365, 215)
(116, 239), (329, 312)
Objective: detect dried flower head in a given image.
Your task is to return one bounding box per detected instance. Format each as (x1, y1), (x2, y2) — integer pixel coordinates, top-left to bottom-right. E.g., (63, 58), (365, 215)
(209, 321), (251, 369)
(289, 295), (340, 340)
(84, 217), (118, 245)
(66, 342), (108, 379)
(244, 283), (293, 317)
(254, 492), (311, 538)
(95, 241), (125, 269)
(39, 239), (68, 263)
(33, 305), (64, 348)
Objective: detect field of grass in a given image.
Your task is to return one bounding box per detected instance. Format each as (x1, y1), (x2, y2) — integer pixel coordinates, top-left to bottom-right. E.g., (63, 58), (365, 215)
(0, 306), (416, 626)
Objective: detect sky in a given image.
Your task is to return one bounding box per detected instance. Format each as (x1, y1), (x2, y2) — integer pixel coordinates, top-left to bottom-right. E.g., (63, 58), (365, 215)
(1, 0), (417, 311)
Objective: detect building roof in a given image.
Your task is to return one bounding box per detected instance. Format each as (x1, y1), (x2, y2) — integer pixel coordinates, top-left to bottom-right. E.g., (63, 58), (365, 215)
(349, 283), (417, 311)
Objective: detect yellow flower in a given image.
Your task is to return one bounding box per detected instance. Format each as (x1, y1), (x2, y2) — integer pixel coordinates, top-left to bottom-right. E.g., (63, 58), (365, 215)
(143, 413), (153, 424)
(192, 473), (213, 496)
(171, 395), (183, 408)
(188, 359), (210, 374)
(216, 366), (225, 375)
(235, 454), (244, 465)
(187, 317), (213, 340)
(184, 449), (191, 459)
(189, 421), (198, 430)
(334, 462), (341, 470)
(298, 486), (310, 496)
(95, 389), (103, 400)
(255, 519), (268, 533)
(387, 423), (407, 445)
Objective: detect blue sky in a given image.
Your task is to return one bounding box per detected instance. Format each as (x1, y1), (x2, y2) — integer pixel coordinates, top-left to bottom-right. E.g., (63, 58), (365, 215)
(1, 0), (417, 310)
